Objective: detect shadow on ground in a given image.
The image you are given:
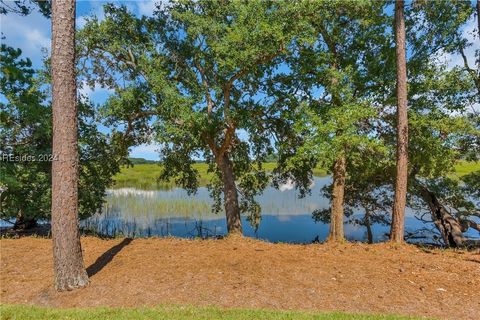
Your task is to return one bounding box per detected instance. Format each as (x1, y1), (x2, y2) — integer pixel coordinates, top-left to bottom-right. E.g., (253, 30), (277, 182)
(87, 238), (133, 277)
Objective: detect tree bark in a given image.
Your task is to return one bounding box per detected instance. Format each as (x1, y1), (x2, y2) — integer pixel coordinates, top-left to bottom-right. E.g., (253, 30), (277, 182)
(418, 185), (466, 247)
(328, 155), (346, 241)
(13, 209), (37, 230)
(364, 208), (373, 244)
(477, 1), (480, 40)
(390, 0), (409, 243)
(216, 153), (242, 236)
(51, 0), (89, 291)
(323, 34), (346, 242)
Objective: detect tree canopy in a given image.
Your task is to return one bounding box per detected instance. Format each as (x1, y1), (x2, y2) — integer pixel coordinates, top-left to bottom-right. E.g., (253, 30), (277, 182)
(78, 0), (307, 232)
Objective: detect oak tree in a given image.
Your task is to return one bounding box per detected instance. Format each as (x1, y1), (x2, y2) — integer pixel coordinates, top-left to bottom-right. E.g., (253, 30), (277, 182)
(78, 1), (299, 236)
(275, 0), (390, 242)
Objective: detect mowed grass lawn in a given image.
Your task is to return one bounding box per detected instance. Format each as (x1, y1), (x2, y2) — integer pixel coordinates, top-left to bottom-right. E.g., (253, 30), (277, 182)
(0, 305), (423, 320)
(113, 161), (478, 190)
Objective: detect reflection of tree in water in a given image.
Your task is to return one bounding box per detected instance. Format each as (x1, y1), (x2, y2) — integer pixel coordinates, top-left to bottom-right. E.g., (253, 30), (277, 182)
(312, 176), (393, 243)
(312, 175), (479, 246)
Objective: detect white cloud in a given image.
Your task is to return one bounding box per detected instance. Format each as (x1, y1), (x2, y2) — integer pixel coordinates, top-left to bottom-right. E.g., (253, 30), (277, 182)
(24, 28), (50, 50)
(76, 1), (162, 29)
(438, 15), (479, 70)
(78, 80), (113, 101)
(76, 0), (107, 29)
(0, 10), (50, 67)
(76, 15), (89, 29)
(136, 1), (159, 17)
(129, 143), (161, 160)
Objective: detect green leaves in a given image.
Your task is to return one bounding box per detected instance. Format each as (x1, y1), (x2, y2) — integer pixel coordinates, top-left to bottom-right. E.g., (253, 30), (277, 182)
(77, 1), (300, 223)
(0, 45), (124, 221)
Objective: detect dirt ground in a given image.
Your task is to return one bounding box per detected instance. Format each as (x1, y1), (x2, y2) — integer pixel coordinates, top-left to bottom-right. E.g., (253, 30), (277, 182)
(1, 236), (479, 319)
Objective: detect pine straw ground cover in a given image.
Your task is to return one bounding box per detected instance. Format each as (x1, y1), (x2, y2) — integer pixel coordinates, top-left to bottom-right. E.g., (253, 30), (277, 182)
(0, 237), (479, 319)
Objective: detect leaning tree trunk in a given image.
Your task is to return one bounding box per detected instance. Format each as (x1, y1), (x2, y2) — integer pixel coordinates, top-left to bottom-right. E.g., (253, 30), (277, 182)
(13, 209), (37, 230)
(477, 1), (480, 99)
(390, 0), (409, 243)
(364, 208), (373, 244)
(328, 155), (346, 242)
(418, 186), (466, 247)
(217, 153), (242, 236)
(51, 0), (89, 291)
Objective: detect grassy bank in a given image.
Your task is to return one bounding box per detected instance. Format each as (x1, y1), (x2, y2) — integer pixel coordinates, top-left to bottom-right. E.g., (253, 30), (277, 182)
(113, 163), (212, 190)
(0, 305), (421, 320)
(112, 161), (478, 190)
(453, 160), (480, 177)
(112, 162), (327, 190)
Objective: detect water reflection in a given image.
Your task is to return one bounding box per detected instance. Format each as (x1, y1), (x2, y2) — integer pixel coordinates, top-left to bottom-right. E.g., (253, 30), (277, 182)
(80, 177), (438, 243)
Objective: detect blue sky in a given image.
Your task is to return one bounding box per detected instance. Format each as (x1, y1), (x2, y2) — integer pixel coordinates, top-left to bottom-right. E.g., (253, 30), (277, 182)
(1, 1), (478, 160)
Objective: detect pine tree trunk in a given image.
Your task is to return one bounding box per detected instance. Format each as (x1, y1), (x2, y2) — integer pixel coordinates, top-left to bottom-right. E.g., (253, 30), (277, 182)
(328, 155), (346, 242)
(217, 154), (242, 236)
(390, 0), (408, 243)
(477, 1), (480, 39)
(51, 0), (89, 291)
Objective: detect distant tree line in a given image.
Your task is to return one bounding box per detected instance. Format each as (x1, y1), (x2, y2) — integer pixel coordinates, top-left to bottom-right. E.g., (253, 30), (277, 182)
(128, 157), (158, 165)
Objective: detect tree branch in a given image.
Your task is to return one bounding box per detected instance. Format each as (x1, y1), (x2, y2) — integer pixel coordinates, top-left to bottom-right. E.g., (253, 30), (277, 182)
(194, 58), (214, 114)
(217, 45), (286, 156)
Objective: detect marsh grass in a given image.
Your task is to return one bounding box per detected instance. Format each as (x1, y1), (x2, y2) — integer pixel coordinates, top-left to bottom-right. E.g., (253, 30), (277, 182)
(452, 160), (480, 177)
(105, 193), (213, 218)
(81, 190), (222, 238)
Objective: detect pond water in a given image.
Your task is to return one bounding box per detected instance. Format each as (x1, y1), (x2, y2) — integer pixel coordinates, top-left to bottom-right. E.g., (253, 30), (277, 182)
(81, 176), (464, 244)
